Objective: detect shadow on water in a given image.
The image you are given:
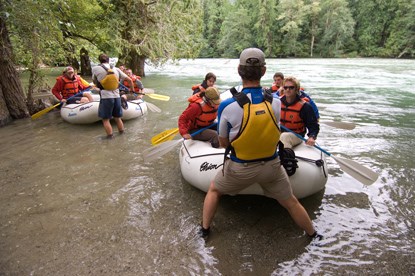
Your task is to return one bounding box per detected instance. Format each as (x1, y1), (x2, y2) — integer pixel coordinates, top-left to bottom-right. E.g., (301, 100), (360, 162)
(181, 182), (325, 275)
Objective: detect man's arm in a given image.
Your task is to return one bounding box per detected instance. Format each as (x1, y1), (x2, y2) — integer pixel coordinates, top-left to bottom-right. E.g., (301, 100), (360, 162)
(301, 103), (319, 145)
(218, 136), (230, 148)
(117, 69), (134, 92)
(51, 78), (63, 101)
(178, 104), (201, 138)
(125, 77), (134, 93)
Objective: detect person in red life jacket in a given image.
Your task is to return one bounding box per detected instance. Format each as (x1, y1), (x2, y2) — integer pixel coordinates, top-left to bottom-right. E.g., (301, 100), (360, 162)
(280, 76), (319, 148)
(120, 69), (145, 100)
(52, 66), (93, 104)
(178, 87), (221, 148)
(191, 72), (216, 95)
(270, 72), (284, 93)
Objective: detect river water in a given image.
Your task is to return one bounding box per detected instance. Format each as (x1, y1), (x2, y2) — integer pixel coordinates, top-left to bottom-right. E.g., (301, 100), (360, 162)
(1, 58), (414, 275)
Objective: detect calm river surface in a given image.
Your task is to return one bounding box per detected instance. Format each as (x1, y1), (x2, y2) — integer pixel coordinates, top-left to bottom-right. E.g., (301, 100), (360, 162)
(1, 58), (414, 275)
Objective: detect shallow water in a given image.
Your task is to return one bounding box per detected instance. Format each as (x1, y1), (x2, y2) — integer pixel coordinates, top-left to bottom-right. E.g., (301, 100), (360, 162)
(1, 58), (414, 275)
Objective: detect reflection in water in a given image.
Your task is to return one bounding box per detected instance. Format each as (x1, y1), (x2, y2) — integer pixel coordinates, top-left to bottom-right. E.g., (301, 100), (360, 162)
(0, 59), (414, 275)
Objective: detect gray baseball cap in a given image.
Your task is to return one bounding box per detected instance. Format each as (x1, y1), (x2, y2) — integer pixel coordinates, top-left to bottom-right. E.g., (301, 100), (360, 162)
(239, 48), (266, 66)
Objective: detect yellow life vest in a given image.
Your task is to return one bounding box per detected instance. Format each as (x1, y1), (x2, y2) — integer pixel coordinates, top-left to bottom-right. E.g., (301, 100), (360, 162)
(230, 90), (280, 161)
(98, 64), (119, 90)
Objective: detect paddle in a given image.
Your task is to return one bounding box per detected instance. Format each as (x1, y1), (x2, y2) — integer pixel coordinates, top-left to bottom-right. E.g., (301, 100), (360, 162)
(146, 102), (162, 113)
(143, 93), (170, 101)
(320, 121), (355, 130)
(281, 125), (378, 185)
(31, 91), (85, 120)
(143, 88), (154, 94)
(119, 83), (170, 101)
(143, 123), (217, 162)
(151, 128), (179, 145)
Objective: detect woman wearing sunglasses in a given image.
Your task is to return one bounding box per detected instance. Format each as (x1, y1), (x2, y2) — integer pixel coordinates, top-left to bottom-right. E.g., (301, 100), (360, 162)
(279, 77), (320, 148)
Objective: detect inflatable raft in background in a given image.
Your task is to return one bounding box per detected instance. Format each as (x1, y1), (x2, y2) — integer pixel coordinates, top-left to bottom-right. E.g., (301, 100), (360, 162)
(60, 93), (148, 124)
(179, 139), (328, 199)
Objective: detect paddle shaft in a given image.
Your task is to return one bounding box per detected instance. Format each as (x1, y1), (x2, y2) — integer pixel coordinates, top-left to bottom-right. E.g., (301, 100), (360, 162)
(280, 125), (378, 185)
(119, 83), (169, 101)
(143, 122), (218, 162)
(191, 122), (218, 137)
(281, 125), (330, 156)
(31, 90), (87, 119)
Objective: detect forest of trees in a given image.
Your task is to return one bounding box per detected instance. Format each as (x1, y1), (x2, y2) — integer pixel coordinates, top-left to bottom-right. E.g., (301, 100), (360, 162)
(198, 0), (415, 58)
(0, 0), (414, 126)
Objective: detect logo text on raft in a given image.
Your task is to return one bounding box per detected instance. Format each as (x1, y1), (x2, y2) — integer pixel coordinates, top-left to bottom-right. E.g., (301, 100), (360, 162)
(80, 104), (93, 111)
(200, 162), (223, 172)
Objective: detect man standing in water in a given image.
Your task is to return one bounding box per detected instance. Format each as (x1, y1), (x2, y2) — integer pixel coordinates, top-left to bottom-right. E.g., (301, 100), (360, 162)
(92, 54), (134, 139)
(200, 48), (322, 241)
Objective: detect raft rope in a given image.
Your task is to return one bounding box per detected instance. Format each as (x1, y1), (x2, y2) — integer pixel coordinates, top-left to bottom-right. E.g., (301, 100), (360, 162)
(295, 149), (327, 178)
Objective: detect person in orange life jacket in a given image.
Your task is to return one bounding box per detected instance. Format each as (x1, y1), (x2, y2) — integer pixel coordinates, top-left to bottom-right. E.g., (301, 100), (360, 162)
(269, 73), (320, 120)
(199, 48), (321, 241)
(279, 76), (319, 149)
(120, 69), (145, 100)
(270, 72), (284, 93)
(178, 87), (221, 148)
(192, 72), (216, 95)
(119, 64), (127, 73)
(51, 66), (94, 104)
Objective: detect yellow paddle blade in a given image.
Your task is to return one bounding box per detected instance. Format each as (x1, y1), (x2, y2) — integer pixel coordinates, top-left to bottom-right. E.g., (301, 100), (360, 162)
(31, 103), (61, 120)
(151, 128), (179, 145)
(145, 93), (170, 101)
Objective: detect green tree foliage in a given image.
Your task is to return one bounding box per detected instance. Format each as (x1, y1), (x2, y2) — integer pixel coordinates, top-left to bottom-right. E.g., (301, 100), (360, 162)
(6, 0), (63, 106)
(106, 0), (203, 76)
(53, 0), (109, 68)
(349, 0), (398, 56)
(317, 0), (355, 57)
(218, 5), (254, 57)
(199, 0), (227, 57)
(277, 0), (308, 57)
(303, 0), (322, 57)
(384, 0), (415, 58)
(253, 0), (277, 56)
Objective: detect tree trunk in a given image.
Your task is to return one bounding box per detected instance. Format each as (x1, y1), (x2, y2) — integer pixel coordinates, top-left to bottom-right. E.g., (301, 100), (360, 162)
(137, 56), (145, 77)
(310, 35), (314, 57)
(0, 86), (12, 126)
(129, 49), (146, 77)
(0, 10), (29, 126)
(80, 47), (92, 76)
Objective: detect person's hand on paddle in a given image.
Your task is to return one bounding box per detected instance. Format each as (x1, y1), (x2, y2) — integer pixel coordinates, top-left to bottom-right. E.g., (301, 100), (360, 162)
(136, 90), (145, 99)
(306, 136), (316, 146)
(183, 133), (192, 140)
(61, 99), (67, 103)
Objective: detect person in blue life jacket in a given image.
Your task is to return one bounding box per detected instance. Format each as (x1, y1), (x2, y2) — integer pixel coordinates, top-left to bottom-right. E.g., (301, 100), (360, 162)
(279, 76), (320, 149)
(199, 48), (322, 241)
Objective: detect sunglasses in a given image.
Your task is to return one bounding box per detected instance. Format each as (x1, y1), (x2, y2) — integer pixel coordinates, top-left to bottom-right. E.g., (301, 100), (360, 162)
(283, 86), (295, 90)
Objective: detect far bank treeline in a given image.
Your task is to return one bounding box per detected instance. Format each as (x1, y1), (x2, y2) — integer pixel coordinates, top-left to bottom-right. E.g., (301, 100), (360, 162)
(0, 0), (414, 126)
